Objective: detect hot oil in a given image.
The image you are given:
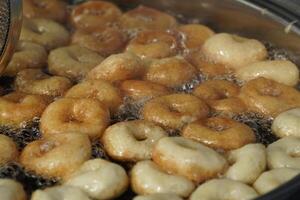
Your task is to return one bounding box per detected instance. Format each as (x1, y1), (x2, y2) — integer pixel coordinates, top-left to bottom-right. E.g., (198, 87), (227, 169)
(0, 118), (41, 150)
(0, 118), (59, 197)
(265, 42), (295, 61)
(0, 162), (59, 196)
(232, 113), (277, 145)
(1, 3), (299, 199)
(91, 140), (109, 159)
(112, 97), (148, 123)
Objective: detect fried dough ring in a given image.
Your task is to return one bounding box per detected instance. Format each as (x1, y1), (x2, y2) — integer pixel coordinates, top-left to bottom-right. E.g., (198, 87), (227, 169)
(71, 0), (122, 32)
(4, 41), (47, 76)
(20, 132), (91, 179)
(182, 117), (255, 150)
(65, 80), (122, 114)
(152, 137), (228, 183)
(15, 69), (72, 97)
(40, 98), (110, 139)
(239, 77), (300, 117)
(193, 80), (246, 115)
(142, 94), (209, 130)
(0, 92), (50, 127)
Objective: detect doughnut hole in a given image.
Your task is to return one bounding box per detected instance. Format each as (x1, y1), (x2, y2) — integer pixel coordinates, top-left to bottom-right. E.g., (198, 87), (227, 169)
(101, 120), (166, 162)
(119, 6), (177, 34)
(15, 69), (72, 97)
(3, 41), (47, 77)
(20, 132), (91, 179)
(267, 136), (300, 170)
(190, 179), (258, 200)
(65, 80), (122, 115)
(193, 80), (246, 115)
(0, 92), (51, 127)
(202, 33), (267, 70)
(0, 135), (18, 166)
(182, 117), (255, 150)
(239, 78), (300, 117)
(177, 24), (215, 50)
(272, 108), (300, 138)
(40, 98), (110, 140)
(71, 0), (122, 32)
(64, 159), (129, 200)
(31, 186), (91, 200)
(142, 94), (209, 130)
(152, 137), (228, 183)
(131, 160), (195, 197)
(186, 50), (233, 78)
(20, 18), (69, 51)
(120, 80), (171, 101)
(23, 0), (68, 23)
(236, 60), (299, 86)
(87, 52), (146, 83)
(143, 56), (197, 88)
(71, 27), (126, 57)
(48, 45), (104, 81)
(0, 179), (26, 200)
(253, 168), (300, 195)
(126, 30), (178, 59)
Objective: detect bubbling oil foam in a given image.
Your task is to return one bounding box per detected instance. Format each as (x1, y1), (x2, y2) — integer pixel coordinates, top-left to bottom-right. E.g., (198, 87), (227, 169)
(0, 118), (41, 150)
(233, 112), (277, 145)
(0, 162), (59, 197)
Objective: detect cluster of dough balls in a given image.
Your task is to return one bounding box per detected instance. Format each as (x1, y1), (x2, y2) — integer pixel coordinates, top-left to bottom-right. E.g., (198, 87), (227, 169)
(0, 0), (299, 199)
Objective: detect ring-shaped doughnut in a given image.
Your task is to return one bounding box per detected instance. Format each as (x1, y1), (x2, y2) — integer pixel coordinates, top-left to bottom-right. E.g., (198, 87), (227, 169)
(152, 137), (228, 183)
(190, 179), (258, 200)
(119, 6), (177, 33)
(20, 132), (91, 179)
(120, 80), (171, 101)
(87, 52), (146, 83)
(225, 143), (267, 184)
(193, 80), (246, 115)
(267, 136), (300, 170)
(272, 108), (300, 138)
(239, 77), (300, 117)
(48, 45), (104, 81)
(182, 117), (255, 150)
(143, 56), (197, 88)
(23, 0), (67, 23)
(71, 0), (122, 32)
(202, 33), (267, 70)
(177, 24), (214, 50)
(253, 168), (300, 195)
(4, 41), (47, 76)
(131, 160), (195, 197)
(101, 120), (166, 162)
(71, 28), (126, 57)
(65, 80), (122, 114)
(236, 60), (299, 86)
(15, 69), (72, 97)
(40, 98), (110, 139)
(0, 92), (50, 127)
(126, 30), (178, 59)
(142, 94), (209, 130)
(20, 18), (69, 51)
(186, 50), (232, 78)
(64, 159), (129, 200)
